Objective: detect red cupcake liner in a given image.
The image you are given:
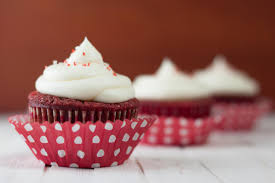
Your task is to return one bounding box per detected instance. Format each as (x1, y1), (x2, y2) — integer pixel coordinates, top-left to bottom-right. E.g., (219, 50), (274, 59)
(212, 102), (263, 131)
(141, 116), (214, 146)
(257, 99), (273, 117)
(29, 106), (138, 123)
(9, 114), (155, 168)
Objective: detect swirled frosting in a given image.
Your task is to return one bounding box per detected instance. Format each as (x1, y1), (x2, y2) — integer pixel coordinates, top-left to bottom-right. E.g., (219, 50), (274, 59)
(133, 58), (210, 100)
(35, 37), (135, 103)
(194, 55), (260, 96)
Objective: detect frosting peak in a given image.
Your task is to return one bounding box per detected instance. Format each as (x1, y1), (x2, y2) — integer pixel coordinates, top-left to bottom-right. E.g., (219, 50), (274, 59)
(66, 37), (103, 64)
(156, 58), (179, 76)
(194, 55), (260, 96)
(133, 58), (210, 101)
(35, 37), (135, 103)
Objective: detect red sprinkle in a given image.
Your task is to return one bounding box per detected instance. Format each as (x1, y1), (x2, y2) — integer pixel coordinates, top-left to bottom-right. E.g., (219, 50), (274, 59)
(63, 60), (67, 63)
(67, 64), (71, 66)
(72, 49), (75, 53)
(88, 63), (90, 66)
(73, 62), (77, 66)
(82, 64), (87, 66)
(113, 72), (117, 76)
(83, 52), (85, 56)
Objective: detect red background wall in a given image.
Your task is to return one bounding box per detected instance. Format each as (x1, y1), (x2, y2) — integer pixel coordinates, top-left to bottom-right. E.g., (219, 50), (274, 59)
(0, 0), (274, 111)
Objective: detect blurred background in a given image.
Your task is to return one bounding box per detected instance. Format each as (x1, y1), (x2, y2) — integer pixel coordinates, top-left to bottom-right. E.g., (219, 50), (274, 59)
(0, 0), (274, 111)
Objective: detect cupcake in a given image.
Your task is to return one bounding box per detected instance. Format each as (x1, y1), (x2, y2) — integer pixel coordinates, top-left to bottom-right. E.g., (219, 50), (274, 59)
(133, 58), (214, 146)
(194, 55), (262, 130)
(9, 37), (155, 168)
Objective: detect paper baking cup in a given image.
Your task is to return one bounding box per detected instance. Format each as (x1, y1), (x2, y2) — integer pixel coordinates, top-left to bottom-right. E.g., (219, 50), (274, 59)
(141, 116), (214, 146)
(257, 99), (273, 117)
(9, 114), (155, 168)
(29, 106), (138, 123)
(212, 103), (262, 131)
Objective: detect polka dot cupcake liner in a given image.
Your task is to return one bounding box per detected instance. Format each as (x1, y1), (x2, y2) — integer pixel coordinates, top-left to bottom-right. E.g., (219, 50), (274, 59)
(212, 102), (264, 131)
(9, 114), (155, 168)
(257, 98), (273, 118)
(141, 116), (214, 146)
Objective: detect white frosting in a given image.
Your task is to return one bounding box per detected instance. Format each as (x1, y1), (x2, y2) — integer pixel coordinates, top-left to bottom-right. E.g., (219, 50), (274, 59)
(133, 58), (210, 100)
(35, 37), (135, 103)
(194, 55), (260, 96)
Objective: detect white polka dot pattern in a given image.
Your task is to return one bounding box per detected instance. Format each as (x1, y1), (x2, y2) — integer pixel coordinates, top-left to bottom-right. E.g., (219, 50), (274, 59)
(213, 103), (260, 130)
(40, 125), (47, 133)
(27, 135), (35, 143)
(72, 124), (80, 132)
(70, 163), (79, 168)
(92, 136), (100, 143)
(142, 102), (262, 146)
(109, 135), (116, 143)
(56, 136), (64, 144)
(32, 148), (37, 154)
(121, 121), (126, 128)
(24, 124), (33, 131)
(89, 124), (96, 132)
(114, 148), (120, 157)
(111, 161), (118, 167)
(131, 122), (138, 129)
(126, 146), (132, 155)
(74, 136), (82, 144)
(147, 135), (156, 143)
(142, 116), (214, 146)
(40, 136), (48, 143)
(58, 150), (66, 158)
(97, 149), (104, 157)
(132, 132), (139, 141)
(104, 122), (113, 130)
(140, 120), (148, 127)
(77, 150), (85, 159)
(8, 115), (155, 168)
(55, 123), (62, 131)
(122, 133), (130, 142)
(40, 148), (48, 156)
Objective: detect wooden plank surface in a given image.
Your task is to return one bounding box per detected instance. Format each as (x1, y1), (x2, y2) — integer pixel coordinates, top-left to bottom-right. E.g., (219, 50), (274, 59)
(0, 114), (274, 183)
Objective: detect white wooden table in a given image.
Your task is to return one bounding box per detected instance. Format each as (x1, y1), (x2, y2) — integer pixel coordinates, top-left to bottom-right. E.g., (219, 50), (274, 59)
(0, 113), (275, 183)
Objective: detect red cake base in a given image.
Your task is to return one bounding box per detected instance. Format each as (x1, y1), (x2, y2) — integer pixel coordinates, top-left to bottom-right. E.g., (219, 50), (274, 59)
(28, 91), (139, 123)
(138, 99), (211, 118)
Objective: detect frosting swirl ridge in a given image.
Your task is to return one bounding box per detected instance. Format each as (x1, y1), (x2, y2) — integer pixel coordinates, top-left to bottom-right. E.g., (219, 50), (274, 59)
(133, 58), (210, 100)
(35, 37), (135, 103)
(194, 55), (260, 96)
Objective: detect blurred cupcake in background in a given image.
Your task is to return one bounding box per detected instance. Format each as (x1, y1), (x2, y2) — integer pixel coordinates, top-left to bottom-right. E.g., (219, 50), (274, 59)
(194, 55), (268, 130)
(9, 37), (155, 168)
(134, 58), (214, 146)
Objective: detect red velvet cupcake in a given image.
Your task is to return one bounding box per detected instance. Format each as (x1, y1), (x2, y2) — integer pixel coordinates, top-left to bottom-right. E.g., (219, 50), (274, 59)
(134, 58), (214, 146)
(194, 55), (263, 130)
(9, 37), (155, 168)
(28, 91), (139, 123)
